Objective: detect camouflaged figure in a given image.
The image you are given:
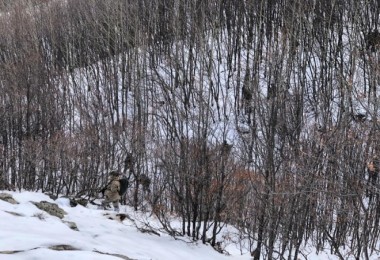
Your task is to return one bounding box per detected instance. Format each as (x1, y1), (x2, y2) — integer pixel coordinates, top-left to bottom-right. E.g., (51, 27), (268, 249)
(101, 171), (121, 212)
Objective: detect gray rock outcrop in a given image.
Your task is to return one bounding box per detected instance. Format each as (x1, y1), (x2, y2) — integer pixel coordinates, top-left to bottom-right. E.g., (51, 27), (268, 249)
(32, 201), (67, 219)
(0, 193), (19, 204)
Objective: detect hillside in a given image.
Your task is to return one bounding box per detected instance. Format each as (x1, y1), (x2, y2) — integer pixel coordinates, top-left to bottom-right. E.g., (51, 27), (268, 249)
(1, 1), (380, 259)
(3, 191), (372, 260)
(0, 191), (249, 260)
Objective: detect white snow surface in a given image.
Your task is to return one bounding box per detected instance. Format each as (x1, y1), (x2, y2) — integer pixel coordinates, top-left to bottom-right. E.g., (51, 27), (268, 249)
(0, 191), (249, 260)
(1, 191), (376, 260)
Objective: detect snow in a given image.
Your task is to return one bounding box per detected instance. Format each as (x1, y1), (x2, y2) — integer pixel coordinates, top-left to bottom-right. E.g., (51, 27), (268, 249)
(2, 191), (375, 259)
(0, 191), (249, 260)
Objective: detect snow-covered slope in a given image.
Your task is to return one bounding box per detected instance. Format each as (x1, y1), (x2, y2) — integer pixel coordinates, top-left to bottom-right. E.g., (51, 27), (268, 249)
(2, 191), (374, 260)
(0, 191), (249, 260)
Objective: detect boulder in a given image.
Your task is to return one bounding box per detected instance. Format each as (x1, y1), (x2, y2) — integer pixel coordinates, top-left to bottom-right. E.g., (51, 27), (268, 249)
(62, 220), (79, 231)
(69, 197), (88, 207)
(32, 201), (67, 219)
(0, 193), (19, 204)
(48, 244), (79, 251)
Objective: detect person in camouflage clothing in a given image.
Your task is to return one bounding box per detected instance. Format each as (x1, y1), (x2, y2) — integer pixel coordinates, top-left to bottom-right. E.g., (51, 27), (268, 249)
(101, 171), (121, 212)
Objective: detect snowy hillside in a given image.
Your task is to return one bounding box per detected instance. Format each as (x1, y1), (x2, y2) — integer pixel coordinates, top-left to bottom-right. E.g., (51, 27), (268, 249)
(0, 191), (250, 260)
(1, 191), (373, 260)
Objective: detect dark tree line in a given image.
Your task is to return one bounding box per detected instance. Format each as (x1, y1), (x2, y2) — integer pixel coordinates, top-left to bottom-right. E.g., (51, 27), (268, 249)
(1, 0), (380, 259)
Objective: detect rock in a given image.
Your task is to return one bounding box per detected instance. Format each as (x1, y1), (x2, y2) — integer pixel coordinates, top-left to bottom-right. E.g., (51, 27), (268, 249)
(48, 244), (79, 251)
(45, 193), (58, 201)
(69, 198), (78, 207)
(76, 198), (88, 207)
(32, 201), (67, 219)
(62, 220), (79, 231)
(4, 211), (24, 217)
(0, 250), (23, 254)
(69, 198), (88, 207)
(0, 193), (19, 204)
(115, 213), (132, 222)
